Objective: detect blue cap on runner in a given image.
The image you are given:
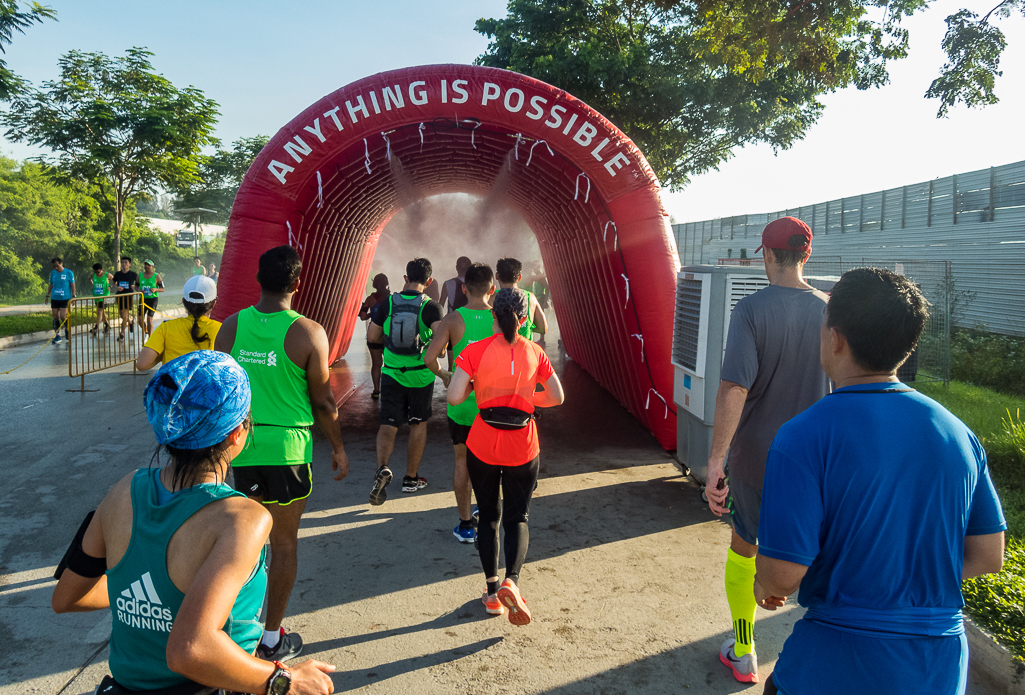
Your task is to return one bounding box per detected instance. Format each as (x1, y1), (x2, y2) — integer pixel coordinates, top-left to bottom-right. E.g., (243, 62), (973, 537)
(144, 351), (251, 449)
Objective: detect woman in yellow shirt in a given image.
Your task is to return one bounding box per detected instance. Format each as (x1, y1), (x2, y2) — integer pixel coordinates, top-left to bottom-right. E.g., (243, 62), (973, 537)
(136, 275), (221, 370)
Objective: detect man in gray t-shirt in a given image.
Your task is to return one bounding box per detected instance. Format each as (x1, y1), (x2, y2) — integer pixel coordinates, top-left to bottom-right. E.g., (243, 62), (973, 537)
(706, 216), (830, 685)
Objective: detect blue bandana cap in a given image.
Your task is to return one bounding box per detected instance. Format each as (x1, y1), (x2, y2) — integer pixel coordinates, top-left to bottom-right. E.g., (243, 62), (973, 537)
(144, 351), (251, 449)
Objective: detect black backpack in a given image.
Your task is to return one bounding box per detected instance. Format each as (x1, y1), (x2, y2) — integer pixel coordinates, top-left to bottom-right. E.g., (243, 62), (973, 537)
(384, 293), (427, 356)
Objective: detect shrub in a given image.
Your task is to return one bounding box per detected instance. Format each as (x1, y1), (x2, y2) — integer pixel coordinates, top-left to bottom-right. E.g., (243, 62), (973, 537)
(951, 330), (1025, 398)
(963, 538), (1025, 662)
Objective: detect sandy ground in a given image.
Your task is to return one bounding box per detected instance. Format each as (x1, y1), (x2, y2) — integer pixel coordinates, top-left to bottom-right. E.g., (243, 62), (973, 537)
(0, 320), (999, 694)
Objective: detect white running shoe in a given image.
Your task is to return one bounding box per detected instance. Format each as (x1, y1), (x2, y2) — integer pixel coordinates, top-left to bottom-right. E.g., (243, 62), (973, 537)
(719, 637), (758, 683)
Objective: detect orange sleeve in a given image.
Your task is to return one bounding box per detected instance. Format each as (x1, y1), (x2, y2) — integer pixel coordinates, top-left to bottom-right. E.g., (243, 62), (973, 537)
(535, 345), (554, 383)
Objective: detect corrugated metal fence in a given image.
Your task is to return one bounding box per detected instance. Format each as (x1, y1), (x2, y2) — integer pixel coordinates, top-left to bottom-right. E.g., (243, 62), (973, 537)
(673, 160), (1025, 336)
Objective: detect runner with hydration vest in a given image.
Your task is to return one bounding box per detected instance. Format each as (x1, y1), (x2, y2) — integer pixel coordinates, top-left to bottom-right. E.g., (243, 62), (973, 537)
(425, 262), (496, 543)
(495, 258), (548, 341)
(367, 257), (444, 506)
(447, 288), (565, 623)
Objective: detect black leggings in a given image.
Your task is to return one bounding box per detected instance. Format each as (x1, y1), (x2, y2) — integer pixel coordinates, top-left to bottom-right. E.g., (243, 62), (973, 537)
(466, 449), (539, 584)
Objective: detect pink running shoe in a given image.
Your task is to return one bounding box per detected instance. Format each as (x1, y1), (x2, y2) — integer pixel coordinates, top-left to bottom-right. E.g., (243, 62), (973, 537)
(497, 579), (531, 626)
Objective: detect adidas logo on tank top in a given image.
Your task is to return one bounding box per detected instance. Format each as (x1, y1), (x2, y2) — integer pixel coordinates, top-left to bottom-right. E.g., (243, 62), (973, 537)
(114, 571), (174, 632)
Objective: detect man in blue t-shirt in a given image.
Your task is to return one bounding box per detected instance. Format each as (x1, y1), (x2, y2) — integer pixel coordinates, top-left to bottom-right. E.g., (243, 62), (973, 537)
(45, 257), (76, 344)
(756, 268), (1006, 695)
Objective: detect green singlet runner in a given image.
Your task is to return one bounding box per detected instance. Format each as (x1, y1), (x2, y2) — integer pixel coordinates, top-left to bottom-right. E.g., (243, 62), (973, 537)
(517, 289), (536, 339)
(448, 306), (495, 425)
(382, 294), (435, 388)
(92, 272), (110, 305)
(229, 307), (314, 466)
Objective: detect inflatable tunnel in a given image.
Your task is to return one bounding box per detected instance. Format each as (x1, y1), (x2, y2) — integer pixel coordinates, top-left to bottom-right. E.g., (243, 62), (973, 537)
(217, 65), (681, 449)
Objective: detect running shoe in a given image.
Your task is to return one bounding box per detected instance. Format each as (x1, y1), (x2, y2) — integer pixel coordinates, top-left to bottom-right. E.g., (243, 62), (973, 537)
(51, 336), (61, 345)
(369, 465), (392, 506)
(497, 578), (531, 626)
(256, 627), (303, 662)
(719, 637), (758, 683)
(401, 475), (427, 493)
(482, 592), (505, 616)
(371, 390), (380, 400)
(118, 333), (125, 341)
(453, 522), (474, 543)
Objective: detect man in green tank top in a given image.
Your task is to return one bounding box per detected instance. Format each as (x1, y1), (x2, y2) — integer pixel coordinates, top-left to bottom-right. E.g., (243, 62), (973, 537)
(90, 262), (113, 334)
(216, 245), (350, 663)
(425, 263), (496, 542)
(139, 260), (164, 337)
(496, 257), (548, 341)
(367, 257), (444, 506)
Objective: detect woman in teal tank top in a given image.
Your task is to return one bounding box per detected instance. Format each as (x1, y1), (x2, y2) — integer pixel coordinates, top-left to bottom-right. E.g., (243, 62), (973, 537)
(51, 352), (336, 695)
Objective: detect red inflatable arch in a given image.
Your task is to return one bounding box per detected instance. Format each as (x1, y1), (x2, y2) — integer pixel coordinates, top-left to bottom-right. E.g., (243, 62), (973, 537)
(217, 65), (680, 449)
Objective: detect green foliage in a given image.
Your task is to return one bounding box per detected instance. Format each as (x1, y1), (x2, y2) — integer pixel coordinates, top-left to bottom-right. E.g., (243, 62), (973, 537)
(0, 47), (220, 260)
(0, 156), (104, 298)
(176, 135), (269, 224)
(962, 538), (1025, 662)
(926, 1), (1024, 117)
(950, 329), (1025, 398)
(0, 310), (92, 338)
(0, 0), (55, 100)
(477, 0), (1021, 187)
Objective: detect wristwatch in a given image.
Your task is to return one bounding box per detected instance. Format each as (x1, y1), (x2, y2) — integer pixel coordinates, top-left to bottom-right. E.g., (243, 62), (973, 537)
(267, 660), (291, 695)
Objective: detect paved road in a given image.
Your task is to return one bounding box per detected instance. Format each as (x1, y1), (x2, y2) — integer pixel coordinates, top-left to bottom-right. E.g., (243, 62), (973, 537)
(0, 326), (1000, 694)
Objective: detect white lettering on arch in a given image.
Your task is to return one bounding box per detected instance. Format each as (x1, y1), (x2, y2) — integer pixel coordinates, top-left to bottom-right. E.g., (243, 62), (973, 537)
(451, 80), (469, 104)
(573, 122), (597, 147)
(323, 107), (343, 131)
(604, 152), (630, 177)
(303, 118), (326, 143)
(283, 135), (312, 163)
(526, 95), (547, 120)
(346, 96), (370, 123)
(503, 88), (525, 113)
(382, 85), (405, 110)
(544, 105), (566, 129)
(482, 82), (501, 106)
(409, 81), (428, 105)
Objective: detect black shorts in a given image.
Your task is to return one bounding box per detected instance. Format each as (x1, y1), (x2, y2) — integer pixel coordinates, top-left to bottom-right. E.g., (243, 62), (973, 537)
(142, 296), (158, 316)
(380, 374), (434, 426)
(448, 417), (473, 445)
(50, 299), (69, 309)
(116, 294), (134, 311)
(367, 341), (384, 351)
(232, 463), (312, 505)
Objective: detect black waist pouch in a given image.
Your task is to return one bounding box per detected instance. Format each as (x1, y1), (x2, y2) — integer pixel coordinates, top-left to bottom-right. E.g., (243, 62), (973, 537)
(479, 406), (533, 430)
(95, 674), (214, 695)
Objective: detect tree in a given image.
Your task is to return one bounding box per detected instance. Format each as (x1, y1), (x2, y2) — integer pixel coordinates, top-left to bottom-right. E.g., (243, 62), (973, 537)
(175, 135), (270, 223)
(0, 0), (55, 100)
(1, 47), (219, 261)
(476, 0), (1021, 190)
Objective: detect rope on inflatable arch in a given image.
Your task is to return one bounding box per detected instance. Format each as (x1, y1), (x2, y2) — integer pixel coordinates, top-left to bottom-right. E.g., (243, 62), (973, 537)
(356, 116), (679, 419)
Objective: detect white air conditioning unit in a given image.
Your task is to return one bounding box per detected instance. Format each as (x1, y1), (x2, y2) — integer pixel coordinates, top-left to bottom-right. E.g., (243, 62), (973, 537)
(672, 265), (769, 483)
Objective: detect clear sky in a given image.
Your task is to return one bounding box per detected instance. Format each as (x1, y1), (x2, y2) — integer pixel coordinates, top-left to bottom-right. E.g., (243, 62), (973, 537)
(2, 0), (1022, 224)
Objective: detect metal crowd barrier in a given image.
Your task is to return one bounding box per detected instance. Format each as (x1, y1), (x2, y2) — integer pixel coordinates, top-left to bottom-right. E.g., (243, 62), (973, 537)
(66, 292), (147, 392)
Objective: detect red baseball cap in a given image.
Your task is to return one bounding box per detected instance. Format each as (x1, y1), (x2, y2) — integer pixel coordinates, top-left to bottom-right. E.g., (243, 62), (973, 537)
(755, 216), (813, 254)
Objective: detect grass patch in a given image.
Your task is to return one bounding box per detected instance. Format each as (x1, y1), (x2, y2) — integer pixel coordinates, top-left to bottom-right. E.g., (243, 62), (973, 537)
(0, 311), (94, 339)
(916, 381), (1025, 661)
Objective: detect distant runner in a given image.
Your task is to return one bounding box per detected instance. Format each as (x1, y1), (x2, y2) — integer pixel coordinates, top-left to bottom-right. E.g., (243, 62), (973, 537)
(89, 263), (112, 335)
(112, 256), (139, 341)
(192, 257), (207, 277)
(45, 257), (75, 345)
(136, 275), (220, 371)
(425, 262), (495, 543)
(139, 260), (165, 337)
(359, 273), (390, 400)
(447, 288), (564, 623)
(216, 245), (350, 662)
(208, 262), (219, 283)
(440, 256), (472, 315)
(367, 258), (443, 506)
(495, 258), (548, 341)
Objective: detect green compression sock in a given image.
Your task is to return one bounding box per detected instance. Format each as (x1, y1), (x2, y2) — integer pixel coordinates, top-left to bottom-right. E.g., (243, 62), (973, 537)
(724, 548), (758, 657)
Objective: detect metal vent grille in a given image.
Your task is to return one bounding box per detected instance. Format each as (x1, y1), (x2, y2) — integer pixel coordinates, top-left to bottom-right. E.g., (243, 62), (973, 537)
(728, 277), (770, 312)
(673, 277), (703, 370)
